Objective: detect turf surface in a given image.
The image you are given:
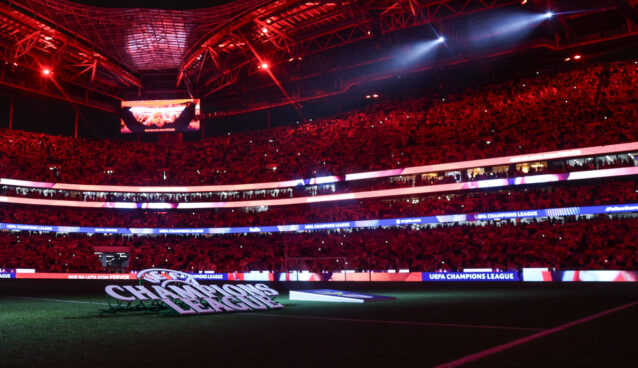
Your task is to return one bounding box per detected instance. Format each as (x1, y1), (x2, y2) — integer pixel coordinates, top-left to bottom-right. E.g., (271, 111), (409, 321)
(1, 281), (637, 367)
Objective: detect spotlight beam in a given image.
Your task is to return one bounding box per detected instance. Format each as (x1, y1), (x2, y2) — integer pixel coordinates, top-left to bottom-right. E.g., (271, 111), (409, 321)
(467, 12), (555, 44)
(400, 37), (445, 65)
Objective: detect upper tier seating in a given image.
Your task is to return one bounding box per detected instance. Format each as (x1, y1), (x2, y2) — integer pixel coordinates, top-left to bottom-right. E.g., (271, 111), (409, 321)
(1, 61), (636, 186)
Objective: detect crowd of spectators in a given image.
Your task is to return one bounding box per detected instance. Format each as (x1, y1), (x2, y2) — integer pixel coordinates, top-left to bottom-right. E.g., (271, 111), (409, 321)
(0, 61), (636, 188)
(0, 232), (102, 272)
(127, 216), (638, 272)
(2, 152), (634, 203)
(0, 179), (635, 228)
(1, 216), (635, 273)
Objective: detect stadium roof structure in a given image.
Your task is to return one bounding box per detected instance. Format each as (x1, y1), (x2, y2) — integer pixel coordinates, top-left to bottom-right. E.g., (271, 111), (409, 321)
(1, 0), (637, 113)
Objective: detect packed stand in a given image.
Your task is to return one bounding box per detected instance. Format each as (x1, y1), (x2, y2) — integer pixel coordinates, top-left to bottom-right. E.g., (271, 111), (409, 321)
(0, 179), (635, 228)
(126, 216), (638, 272)
(0, 61), (636, 187)
(0, 232), (102, 272)
(3, 215), (635, 273)
(2, 151), (635, 203)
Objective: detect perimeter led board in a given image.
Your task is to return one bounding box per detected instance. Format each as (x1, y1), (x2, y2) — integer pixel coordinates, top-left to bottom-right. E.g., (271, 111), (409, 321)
(120, 99), (200, 133)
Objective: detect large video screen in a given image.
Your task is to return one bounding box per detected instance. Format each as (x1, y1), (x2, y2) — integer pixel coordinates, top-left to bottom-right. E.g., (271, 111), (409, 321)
(120, 99), (200, 133)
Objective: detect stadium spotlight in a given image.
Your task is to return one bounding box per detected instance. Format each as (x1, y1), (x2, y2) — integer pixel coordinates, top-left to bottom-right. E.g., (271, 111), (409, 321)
(42, 68), (51, 76)
(437, 36), (445, 43)
(573, 54), (582, 60)
(260, 62), (269, 69)
(544, 11), (553, 18)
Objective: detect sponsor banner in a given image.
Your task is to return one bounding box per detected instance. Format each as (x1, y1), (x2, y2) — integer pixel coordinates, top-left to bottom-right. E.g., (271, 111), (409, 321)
(156, 228), (206, 235)
(472, 210), (542, 221)
(421, 272), (520, 281)
(0, 272), (16, 279)
(561, 270), (638, 282)
(522, 270), (638, 282)
(15, 272), (136, 280)
(521, 268), (552, 282)
(240, 271), (274, 282)
(190, 273), (228, 281)
(604, 204), (638, 213)
(0, 202), (637, 236)
(278, 271), (323, 282)
(3, 270), (637, 282)
(329, 272), (423, 282)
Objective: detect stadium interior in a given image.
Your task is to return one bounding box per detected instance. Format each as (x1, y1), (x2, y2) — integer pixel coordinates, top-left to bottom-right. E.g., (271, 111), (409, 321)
(0, 0), (638, 367)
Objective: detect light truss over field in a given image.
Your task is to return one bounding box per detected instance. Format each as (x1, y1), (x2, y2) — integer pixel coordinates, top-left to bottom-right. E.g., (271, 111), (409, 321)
(1, 0), (637, 111)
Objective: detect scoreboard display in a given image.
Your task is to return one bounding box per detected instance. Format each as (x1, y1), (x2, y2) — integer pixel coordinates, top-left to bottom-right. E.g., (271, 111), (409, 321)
(120, 99), (200, 133)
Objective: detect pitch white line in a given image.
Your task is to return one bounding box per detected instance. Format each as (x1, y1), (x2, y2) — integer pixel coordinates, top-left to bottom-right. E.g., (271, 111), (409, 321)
(0, 295), (108, 305)
(433, 300), (638, 368)
(248, 313), (544, 331)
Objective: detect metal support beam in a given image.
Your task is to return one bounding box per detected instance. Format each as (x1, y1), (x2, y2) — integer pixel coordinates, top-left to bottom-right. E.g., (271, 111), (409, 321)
(74, 108), (78, 138)
(188, 0), (522, 97)
(0, 77), (117, 113)
(8, 94), (13, 129)
(0, 2), (141, 90)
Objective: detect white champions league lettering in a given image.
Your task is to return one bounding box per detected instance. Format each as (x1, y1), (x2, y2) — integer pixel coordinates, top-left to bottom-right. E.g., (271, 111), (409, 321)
(105, 268), (282, 315)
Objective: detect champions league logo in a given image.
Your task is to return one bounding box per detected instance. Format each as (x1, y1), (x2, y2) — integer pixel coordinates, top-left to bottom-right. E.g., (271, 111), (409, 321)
(104, 268), (283, 315)
(136, 268), (200, 287)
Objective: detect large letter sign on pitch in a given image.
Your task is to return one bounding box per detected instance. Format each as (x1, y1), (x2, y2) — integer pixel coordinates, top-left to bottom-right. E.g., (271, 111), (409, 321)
(104, 268), (283, 315)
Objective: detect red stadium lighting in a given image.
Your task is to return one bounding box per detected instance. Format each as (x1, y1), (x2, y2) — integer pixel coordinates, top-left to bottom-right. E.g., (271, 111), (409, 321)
(261, 27), (268, 34)
(573, 54), (582, 60)
(261, 62), (269, 69)
(42, 68), (51, 76)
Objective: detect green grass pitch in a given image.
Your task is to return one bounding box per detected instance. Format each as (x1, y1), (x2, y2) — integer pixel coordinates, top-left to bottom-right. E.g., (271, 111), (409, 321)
(1, 281), (637, 367)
